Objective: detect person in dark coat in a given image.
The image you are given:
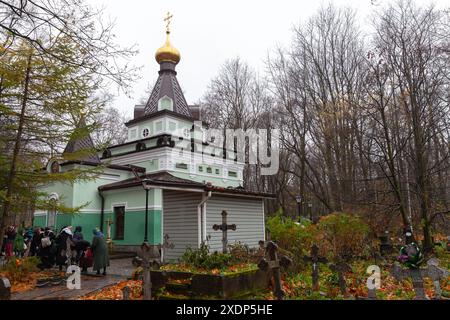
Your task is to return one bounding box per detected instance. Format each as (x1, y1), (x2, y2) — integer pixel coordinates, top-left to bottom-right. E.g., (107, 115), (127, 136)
(91, 229), (109, 275)
(37, 228), (56, 269)
(30, 228), (43, 257)
(72, 226), (84, 263)
(55, 226), (74, 271)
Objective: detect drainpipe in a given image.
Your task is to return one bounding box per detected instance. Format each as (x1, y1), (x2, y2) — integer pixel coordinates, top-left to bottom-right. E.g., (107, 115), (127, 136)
(197, 191), (212, 247)
(99, 190), (105, 232)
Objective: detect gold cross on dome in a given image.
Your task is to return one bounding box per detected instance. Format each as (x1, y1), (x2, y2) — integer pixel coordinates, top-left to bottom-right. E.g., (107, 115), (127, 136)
(164, 12), (173, 32)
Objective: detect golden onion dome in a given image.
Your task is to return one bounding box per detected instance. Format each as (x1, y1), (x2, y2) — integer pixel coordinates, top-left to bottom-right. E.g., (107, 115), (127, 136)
(155, 31), (180, 65)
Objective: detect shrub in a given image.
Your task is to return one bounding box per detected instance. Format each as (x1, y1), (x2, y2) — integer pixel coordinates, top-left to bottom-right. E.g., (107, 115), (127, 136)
(180, 242), (232, 270)
(1, 256), (41, 281)
(315, 212), (369, 261)
(266, 213), (315, 271)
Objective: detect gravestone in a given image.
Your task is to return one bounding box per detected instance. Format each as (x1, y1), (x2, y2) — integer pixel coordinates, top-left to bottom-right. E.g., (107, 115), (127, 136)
(212, 210), (236, 253)
(122, 286), (131, 300)
(379, 231), (393, 256)
(258, 241), (284, 300)
(0, 278), (11, 300)
(329, 261), (352, 297)
(425, 258), (449, 300)
(392, 264), (428, 300)
(303, 244), (328, 292)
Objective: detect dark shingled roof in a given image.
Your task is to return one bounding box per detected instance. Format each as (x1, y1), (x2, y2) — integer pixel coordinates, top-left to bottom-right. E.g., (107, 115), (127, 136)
(143, 61), (192, 118)
(63, 118), (100, 163)
(98, 171), (276, 199)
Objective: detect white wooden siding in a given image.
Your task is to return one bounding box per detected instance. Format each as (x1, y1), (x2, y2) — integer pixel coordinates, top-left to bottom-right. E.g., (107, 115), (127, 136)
(162, 190), (201, 261)
(206, 195), (265, 252)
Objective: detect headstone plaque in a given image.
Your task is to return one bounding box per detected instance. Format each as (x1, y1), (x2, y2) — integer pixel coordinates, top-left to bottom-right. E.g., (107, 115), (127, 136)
(0, 277), (11, 300)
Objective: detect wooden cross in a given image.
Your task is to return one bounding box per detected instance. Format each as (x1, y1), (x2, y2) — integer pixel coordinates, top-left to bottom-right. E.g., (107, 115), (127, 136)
(158, 233), (175, 262)
(212, 210), (236, 253)
(425, 258), (449, 300)
(330, 260), (352, 297)
(164, 12), (173, 32)
(258, 241), (284, 300)
(140, 242), (160, 300)
(392, 264), (428, 300)
(303, 244), (328, 292)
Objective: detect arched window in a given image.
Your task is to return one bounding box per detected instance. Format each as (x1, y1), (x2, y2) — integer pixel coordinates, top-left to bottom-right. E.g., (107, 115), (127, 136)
(158, 96), (173, 111)
(47, 193), (59, 228)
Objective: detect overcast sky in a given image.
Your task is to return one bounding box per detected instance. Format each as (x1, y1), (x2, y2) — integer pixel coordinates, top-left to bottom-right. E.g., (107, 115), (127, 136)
(87, 0), (448, 118)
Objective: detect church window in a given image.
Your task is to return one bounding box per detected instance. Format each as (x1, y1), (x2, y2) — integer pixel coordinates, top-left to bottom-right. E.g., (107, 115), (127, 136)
(198, 166), (203, 172)
(47, 195), (58, 228)
(175, 163), (188, 170)
(114, 206), (125, 240)
(142, 128), (149, 138)
(183, 128), (190, 138)
(168, 121), (177, 132)
(228, 171), (237, 178)
(158, 96), (173, 111)
(155, 121), (163, 133)
(206, 167), (212, 174)
(129, 128), (137, 140)
(215, 169), (220, 175)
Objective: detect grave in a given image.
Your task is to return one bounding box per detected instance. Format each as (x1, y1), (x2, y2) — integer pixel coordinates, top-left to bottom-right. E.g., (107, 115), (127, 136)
(303, 244), (327, 292)
(212, 210), (236, 253)
(392, 264), (428, 300)
(329, 261), (352, 297)
(379, 231), (393, 255)
(0, 277), (11, 300)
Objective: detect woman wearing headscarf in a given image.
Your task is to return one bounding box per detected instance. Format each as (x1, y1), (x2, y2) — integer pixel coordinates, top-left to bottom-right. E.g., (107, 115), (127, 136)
(55, 226), (74, 271)
(38, 228), (56, 269)
(30, 228), (43, 257)
(91, 229), (109, 275)
(72, 226), (85, 263)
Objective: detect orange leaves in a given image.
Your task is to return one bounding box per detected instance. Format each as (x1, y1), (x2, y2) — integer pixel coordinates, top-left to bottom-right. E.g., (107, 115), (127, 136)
(0, 270), (58, 294)
(79, 280), (143, 300)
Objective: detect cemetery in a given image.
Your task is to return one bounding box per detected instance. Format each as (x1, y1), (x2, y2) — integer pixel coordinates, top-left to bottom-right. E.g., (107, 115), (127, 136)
(0, 1), (450, 304)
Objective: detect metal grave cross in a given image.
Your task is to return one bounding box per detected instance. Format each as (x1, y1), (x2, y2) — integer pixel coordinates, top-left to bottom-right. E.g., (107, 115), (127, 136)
(303, 244), (328, 292)
(212, 210), (236, 253)
(392, 264), (428, 300)
(330, 260), (352, 297)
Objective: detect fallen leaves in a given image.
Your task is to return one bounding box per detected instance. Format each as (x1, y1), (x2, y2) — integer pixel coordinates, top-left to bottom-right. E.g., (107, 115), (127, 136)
(79, 280), (143, 300)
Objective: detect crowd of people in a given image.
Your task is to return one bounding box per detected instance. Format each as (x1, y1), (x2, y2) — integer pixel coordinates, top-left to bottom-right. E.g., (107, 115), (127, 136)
(1, 225), (110, 275)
